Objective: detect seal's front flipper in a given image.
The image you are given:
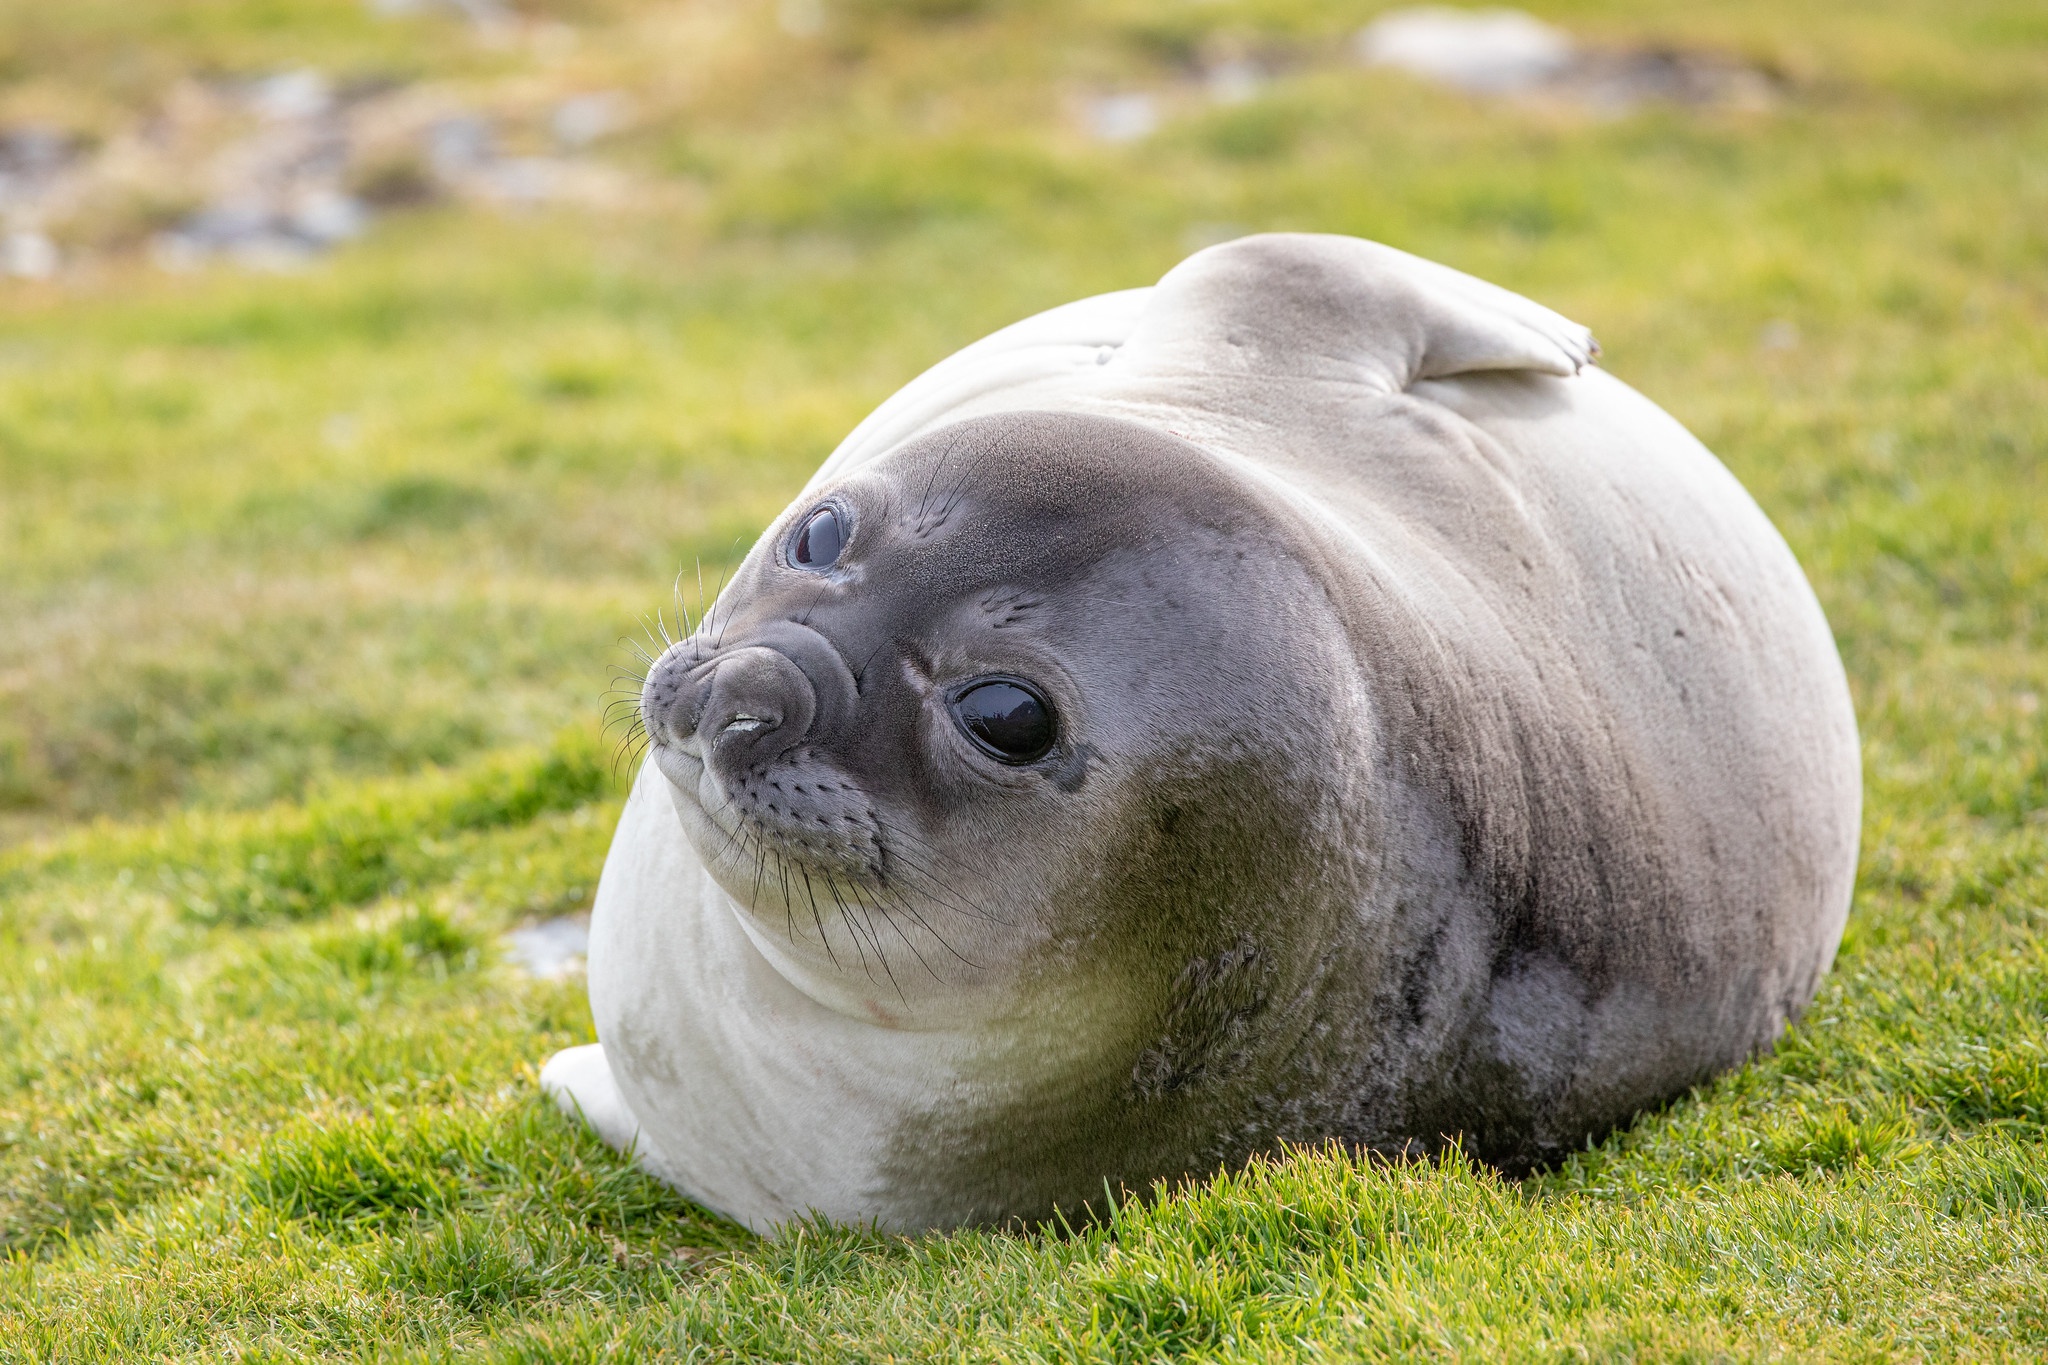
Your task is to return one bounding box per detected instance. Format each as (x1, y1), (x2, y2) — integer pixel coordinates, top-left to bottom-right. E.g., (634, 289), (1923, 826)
(540, 1044), (665, 1170)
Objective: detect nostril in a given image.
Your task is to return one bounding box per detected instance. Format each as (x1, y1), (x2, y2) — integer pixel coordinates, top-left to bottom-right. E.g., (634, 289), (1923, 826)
(643, 640), (823, 771)
(692, 645), (815, 761)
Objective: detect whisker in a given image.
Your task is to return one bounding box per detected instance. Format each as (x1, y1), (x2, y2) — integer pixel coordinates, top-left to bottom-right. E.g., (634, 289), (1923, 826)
(935, 463), (974, 523)
(833, 871), (883, 978)
(710, 534), (746, 650)
(870, 816), (1016, 926)
(868, 878), (976, 974)
(871, 813), (992, 881)
(797, 867), (839, 970)
(829, 870), (875, 975)
(874, 845), (1006, 931)
(846, 877), (925, 995)
(827, 869), (896, 993)
(915, 433), (962, 524)
(883, 864), (1008, 947)
(848, 875), (901, 972)
(694, 555), (708, 637)
(795, 576), (833, 630)
(606, 726), (648, 772)
(696, 787), (758, 874)
(750, 829), (771, 916)
(610, 725), (651, 784)
(778, 849), (797, 945)
(855, 639), (889, 689)
(672, 568), (697, 640)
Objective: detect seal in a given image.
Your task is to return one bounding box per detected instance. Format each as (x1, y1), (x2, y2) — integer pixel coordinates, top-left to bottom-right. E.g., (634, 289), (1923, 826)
(541, 233), (1860, 1232)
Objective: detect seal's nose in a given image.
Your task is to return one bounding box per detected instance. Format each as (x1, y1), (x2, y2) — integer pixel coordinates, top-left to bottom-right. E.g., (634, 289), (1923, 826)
(641, 641), (822, 769)
(695, 646), (817, 763)
(641, 618), (858, 781)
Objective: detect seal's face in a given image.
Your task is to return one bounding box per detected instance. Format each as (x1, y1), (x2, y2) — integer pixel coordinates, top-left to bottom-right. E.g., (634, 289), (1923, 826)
(638, 411), (1354, 1038)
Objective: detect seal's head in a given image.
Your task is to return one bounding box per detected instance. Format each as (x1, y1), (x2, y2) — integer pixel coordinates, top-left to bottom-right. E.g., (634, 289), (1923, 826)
(637, 411), (1373, 1050)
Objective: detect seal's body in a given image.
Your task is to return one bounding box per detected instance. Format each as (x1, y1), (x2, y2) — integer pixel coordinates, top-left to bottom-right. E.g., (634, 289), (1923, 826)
(542, 235), (1860, 1232)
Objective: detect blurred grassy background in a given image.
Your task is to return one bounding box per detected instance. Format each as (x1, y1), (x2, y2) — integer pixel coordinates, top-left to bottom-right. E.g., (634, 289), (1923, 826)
(3, 0), (2041, 837)
(0, 0), (2044, 1358)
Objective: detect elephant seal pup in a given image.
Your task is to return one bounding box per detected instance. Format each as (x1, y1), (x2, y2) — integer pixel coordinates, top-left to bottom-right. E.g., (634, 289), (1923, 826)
(541, 233), (1860, 1232)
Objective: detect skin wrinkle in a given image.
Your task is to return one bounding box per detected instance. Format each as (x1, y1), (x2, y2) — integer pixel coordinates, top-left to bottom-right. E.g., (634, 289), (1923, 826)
(545, 234), (1860, 1231)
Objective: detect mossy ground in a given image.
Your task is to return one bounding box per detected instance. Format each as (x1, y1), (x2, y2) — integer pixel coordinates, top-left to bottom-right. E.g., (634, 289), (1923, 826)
(0, 0), (2043, 1358)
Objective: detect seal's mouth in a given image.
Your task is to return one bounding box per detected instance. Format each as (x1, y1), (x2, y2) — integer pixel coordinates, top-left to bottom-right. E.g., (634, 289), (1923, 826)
(650, 738), (705, 800)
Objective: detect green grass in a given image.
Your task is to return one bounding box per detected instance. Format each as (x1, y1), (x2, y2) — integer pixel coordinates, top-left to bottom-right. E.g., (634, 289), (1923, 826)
(0, 0), (2044, 1357)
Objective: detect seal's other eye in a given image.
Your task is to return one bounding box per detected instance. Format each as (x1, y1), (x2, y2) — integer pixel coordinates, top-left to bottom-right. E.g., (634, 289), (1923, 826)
(951, 679), (1056, 764)
(792, 506), (843, 569)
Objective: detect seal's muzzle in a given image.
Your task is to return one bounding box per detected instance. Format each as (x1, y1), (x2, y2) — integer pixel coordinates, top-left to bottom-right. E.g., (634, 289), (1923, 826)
(695, 645), (817, 768)
(641, 621), (856, 758)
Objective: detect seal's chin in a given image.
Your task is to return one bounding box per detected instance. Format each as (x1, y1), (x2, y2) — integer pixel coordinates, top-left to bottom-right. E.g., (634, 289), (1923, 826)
(647, 738), (979, 1021)
(649, 739), (886, 909)
(649, 741), (748, 882)
(650, 741), (705, 800)
(649, 741), (753, 881)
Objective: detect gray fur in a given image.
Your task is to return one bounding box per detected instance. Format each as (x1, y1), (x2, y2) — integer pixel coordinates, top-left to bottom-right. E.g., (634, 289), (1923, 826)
(550, 234), (1860, 1231)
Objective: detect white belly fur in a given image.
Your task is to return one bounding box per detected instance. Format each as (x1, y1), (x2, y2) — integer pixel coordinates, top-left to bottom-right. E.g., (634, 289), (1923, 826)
(549, 759), (980, 1230)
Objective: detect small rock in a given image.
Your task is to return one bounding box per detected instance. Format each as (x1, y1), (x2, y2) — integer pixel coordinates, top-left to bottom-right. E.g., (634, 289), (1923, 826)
(1205, 59), (1265, 106)
(1084, 93), (1160, 144)
(0, 128), (78, 234)
(1, 230), (58, 279)
(0, 127), (73, 187)
(368, 0), (508, 27)
(1565, 48), (1777, 114)
(473, 156), (562, 205)
(551, 92), (632, 150)
(138, 66), (387, 271)
(228, 233), (320, 272)
(248, 69), (334, 122)
(178, 201), (271, 249)
(1356, 8), (1777, 113)
(778, 0), (827, 39)
(153, 195), (350, 271)
(290, 188), (369, 244)
(149, 232), (208, 273)
(504, 916), (590, 979)
(427, 114), (496, 175)
(1356, 7), (1575, 95)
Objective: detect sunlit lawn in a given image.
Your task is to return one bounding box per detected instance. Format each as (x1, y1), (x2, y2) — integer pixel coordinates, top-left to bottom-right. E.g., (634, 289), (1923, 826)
(0, 0), (2044, 1357)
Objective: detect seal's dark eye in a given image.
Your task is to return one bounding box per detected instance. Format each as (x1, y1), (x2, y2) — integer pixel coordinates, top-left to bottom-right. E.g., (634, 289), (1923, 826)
(951, 679), (1055, 764)
(792, 507), (843, 569)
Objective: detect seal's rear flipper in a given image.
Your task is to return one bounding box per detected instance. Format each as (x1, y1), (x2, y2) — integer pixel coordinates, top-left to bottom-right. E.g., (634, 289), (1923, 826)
(1132, 233), (1599, 392)
(804, 233), (1596, 490)
(540, 1044), (668, 1173)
